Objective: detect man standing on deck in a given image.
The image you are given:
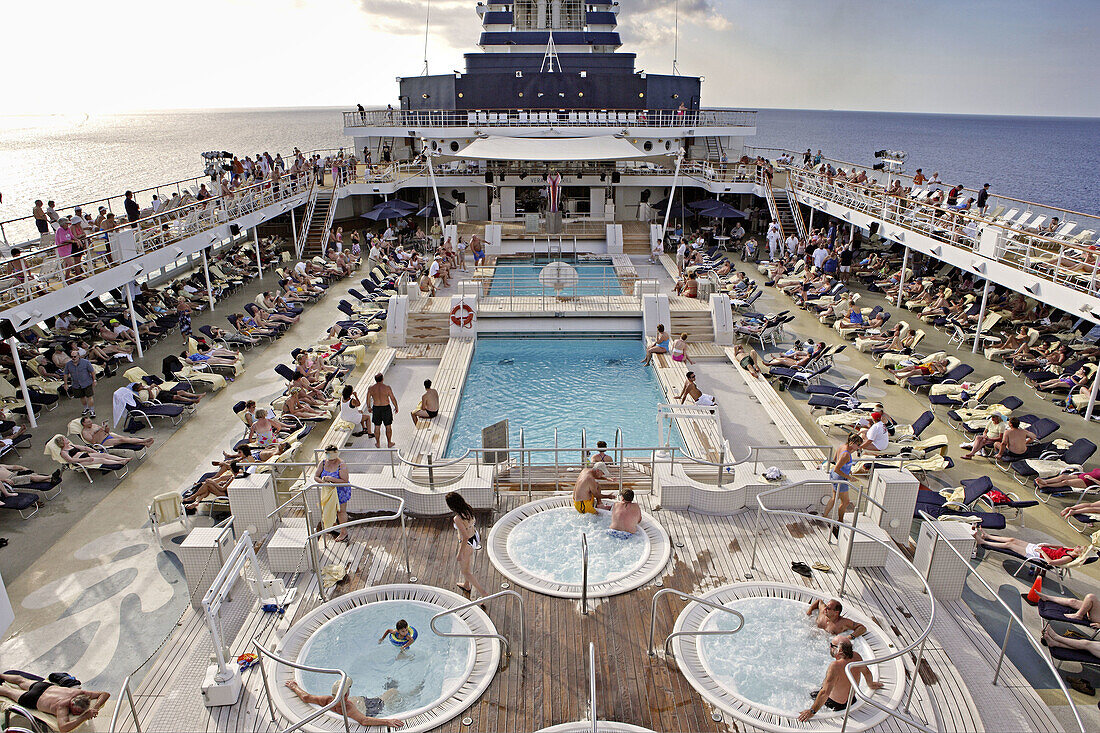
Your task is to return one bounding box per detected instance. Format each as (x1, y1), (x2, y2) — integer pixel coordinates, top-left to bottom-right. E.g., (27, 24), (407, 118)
(124, 190), (140, 226)
(366, 372), (398, 448)
(977, 183), (990, 216)
(767, 221), (781, 261)
(62, 350), (96, 417)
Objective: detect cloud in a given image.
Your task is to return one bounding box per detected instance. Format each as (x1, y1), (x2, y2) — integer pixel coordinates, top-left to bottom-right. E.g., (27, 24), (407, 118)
(617, 0), (732, 48)
(359, 0), (471, 38)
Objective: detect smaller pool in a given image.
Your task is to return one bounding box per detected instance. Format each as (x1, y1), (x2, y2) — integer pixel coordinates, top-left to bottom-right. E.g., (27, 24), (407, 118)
(489, 258), (622, 297)
(507, 507), (650, 585)
(698, 597), (872, 716)
(298, 600), (473, 718)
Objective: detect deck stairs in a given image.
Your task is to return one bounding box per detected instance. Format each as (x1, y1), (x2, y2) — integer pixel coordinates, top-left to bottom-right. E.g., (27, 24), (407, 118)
(620, 222), (652, 254)
(494, 461), (653, 493)
(703, 136), (725, 162)
(299, 189), (334, 258)
(764, 177), (804, 241)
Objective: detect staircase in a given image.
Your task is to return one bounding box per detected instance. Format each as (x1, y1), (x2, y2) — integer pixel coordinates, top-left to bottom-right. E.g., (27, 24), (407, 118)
(764, 177), (802, 241)
(669, 307), (715, 343)
(703, 136), (725, 162)
(299, 190), (334, 258)
(620, 222), (652, 254)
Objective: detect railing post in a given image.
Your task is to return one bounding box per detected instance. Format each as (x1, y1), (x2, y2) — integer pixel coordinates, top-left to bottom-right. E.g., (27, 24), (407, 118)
(837, 479), (859, 599)
(992, 616), (1013, 685)
(581, 533), (589, 615)
(426, 453), (435, 489)
(716, 446), (725, 487)
(904, 534), (936, 712)
(401, 511), (412, 577)
(255, 640), (279, 724)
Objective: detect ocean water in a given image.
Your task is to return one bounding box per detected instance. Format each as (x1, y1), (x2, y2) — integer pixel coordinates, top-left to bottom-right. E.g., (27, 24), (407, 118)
(752, 109), (1099, 213)
(1, 107), (1095, 231)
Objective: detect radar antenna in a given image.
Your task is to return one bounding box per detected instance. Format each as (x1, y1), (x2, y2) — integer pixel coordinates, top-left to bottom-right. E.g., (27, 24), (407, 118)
(422, 0), (431, 75)
(672, 0), (680, 75)
(541, 29), (561, 73)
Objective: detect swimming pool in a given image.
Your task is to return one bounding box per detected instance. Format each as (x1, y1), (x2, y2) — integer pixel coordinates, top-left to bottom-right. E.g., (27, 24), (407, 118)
(446, 337), (678, 459)
(507, 506), (649, 585)
(298, 600), (472, 718)
(697, 597), (872, 715)
(487, 497), (671, 598)
(488, 258), (622, 297)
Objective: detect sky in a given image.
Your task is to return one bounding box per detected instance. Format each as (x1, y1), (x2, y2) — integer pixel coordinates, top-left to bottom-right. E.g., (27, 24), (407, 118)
(1, 0), (1097, 117)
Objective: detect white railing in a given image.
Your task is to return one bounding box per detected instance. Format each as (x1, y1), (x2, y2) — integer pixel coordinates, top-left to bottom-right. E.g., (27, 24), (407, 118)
(785, 166), (1100, 298)
(253, 639), (352, 733)
(429, 589), (526, 670)
(343, 107), (757, 129)
(1, 170), (314, 307)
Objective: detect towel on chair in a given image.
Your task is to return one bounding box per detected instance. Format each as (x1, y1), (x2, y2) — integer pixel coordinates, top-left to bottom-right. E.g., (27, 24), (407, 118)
(940, 486), (967, 504)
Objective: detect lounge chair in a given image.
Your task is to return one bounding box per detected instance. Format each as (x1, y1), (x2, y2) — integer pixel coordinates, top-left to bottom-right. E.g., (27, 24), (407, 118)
(914, 490), (1006, 529)
(947, 395), (1024, 432)
(939, 475), (1038, 519)
(928, 375), (1005, 413)
(0, 490), (40, 519)
(1024, 439), (1099, 493)
(906, 363), (975, 393)
(44, 434), (128, 483)
(979, 542), (1097, 583)
(149, 491), (190, 543)
(1038, 599), (1100, 640)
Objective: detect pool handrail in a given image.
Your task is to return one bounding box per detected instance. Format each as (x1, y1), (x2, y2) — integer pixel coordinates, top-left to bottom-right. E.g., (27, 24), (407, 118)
(748, 476), (937, 732)
(107, 675), (142, 733)
(1, 704), (48, 733)
(588, 641), (598, 733)
(428, 589), (526, 671)
(647, 587), (746, 660)
(252, 637), (352, 733)
(581, 533), (590, 615)
(916, 510), (1086, 733)
(300, 482), (411, 599)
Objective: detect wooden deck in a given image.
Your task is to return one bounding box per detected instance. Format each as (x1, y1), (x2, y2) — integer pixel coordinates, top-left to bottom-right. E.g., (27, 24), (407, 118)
(118, 494), (1062, 733)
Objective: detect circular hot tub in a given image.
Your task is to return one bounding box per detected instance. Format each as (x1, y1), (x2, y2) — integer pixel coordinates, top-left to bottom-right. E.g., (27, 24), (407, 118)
(272, 584), (500, 732)
(671, 582), (906, 732)
(487, 496), (670, 598)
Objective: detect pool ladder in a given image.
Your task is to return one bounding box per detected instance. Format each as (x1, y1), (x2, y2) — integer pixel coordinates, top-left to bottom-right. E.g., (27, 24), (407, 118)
(430, 589), (527, 671)
(646, 588), (745, 660)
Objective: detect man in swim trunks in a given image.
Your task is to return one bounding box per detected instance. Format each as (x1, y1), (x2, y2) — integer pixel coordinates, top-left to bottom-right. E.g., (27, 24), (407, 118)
(366, 372), (398, 448)
(995, 416), (1037, 461)
(799, 636), (883, 722)
(0, 672), (110, 732)
(410, 379), (439, 427)
(573, 462), (612, 514)
(806, 598), (867, 638)
(677, 371), (717, 408)
(608, 488), (642, 537)
(284, 679), (404, 728)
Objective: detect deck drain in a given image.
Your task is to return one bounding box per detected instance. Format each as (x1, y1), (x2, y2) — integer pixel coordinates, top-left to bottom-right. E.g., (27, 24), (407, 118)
(654, 580), (664, 587)
(711, 711), (724, 722)
(500, 582), (510, 589)
(675, 541), (685, 548)
(462, 716), (473, 726)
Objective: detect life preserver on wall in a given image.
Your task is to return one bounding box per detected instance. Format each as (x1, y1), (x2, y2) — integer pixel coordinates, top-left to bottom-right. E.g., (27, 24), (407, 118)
(450, 303), (475, 328)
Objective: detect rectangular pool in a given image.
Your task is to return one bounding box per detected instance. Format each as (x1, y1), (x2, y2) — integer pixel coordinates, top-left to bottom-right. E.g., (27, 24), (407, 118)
(488, 257), (623, 297)
(445, 337), (678, 460)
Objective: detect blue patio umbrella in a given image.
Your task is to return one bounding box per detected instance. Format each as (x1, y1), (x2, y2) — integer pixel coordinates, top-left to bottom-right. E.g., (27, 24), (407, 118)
(362, 201), (416, 221)
(416, 199), (456, 218)
(693, 200), (747, 219)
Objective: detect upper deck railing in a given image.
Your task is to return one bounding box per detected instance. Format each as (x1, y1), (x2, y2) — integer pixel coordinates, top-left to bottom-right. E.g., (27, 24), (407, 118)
(0, 170), (314, 310)
(782, 165), (1100, 299)
(343, 107), (757, 130)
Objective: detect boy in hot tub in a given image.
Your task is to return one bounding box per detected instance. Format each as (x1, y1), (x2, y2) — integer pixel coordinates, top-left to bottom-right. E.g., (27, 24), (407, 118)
(608, 489), (642, 539)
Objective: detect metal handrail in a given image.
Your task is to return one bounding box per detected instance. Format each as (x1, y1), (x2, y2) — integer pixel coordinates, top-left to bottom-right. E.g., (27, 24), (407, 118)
(301, 483), (410, 599)
(107, 674), (142, 732)
(342, 106), (757, 130)
(429, 589), (526, 671)
(746, 477), (938, 732)
(1, 704), (47, 733)
(646, 588), (745, 660)
(917, 511), (1086, 733)
(588, 642), (598, 733)
(252, 638), (352, 733)
(581, 533), (590, 615)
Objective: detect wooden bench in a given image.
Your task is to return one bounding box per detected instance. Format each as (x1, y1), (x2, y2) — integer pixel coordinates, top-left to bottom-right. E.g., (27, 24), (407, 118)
(651, 357), (728, 462)
(402, 338), (476, 478)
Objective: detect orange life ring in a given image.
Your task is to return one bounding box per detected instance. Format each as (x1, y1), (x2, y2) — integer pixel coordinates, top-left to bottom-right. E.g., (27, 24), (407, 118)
(450, 303), (475, 328)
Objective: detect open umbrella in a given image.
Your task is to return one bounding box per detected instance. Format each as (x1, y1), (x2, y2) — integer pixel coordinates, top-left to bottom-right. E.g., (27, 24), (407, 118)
(416, 199), (456, 218)
(362, 201), (415, 221)
(661, 202), (695, 219)
(693, 200), (747, 219)
(385, 198), (419, 212)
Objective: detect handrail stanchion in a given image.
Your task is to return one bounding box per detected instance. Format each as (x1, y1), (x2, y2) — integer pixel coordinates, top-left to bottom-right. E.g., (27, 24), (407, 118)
(581, 533), (590, 615)
(427, 453), (435, 489)
(903, 534), (937, 713)
(554, 428), (559, 493)
(107, 675), (142, 733)
(252, 639), (351, 733)
(430, 590), (526, 670)
(589, 642), (598, 733)
(647, 588), (745, 659)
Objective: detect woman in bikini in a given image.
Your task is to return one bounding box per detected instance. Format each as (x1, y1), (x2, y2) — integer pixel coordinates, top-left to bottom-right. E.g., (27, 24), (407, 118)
(1037, 467), (1100, 493)
(669, 333), (694, 365)
(446, 492), (488, 600)
(974, 529), (1086, 566)
(641, 324), (670, 366)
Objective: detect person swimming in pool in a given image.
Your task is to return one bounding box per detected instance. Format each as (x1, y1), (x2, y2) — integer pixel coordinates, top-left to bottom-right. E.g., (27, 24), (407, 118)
(284, 678), (405, 729)
(608, 488), (642, 538)
(379, 619), (416, 652)
(573, 462), (612, 514)
(807, 598), (867, 638)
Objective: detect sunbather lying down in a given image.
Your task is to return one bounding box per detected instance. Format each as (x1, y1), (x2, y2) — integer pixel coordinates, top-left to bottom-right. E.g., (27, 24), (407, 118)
(1035, 591), (1100, 628)
(974, 529), (1086, 566)
(1042, 625), (1100, 660)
